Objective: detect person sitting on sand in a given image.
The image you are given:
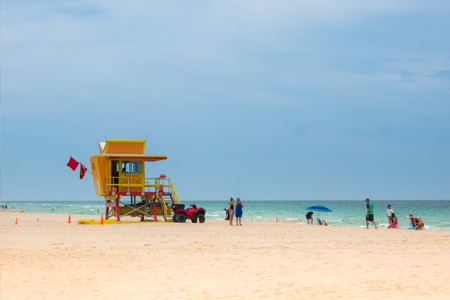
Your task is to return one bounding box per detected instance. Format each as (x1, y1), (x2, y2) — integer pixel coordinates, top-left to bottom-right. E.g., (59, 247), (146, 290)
(386, 205), (394, 225)
(229, 198), (235, 226)
(224, 208), (230, 220)
(388, 213), (398, 229)
(306, 211), (313, 224)
(235, 198), (245, 226)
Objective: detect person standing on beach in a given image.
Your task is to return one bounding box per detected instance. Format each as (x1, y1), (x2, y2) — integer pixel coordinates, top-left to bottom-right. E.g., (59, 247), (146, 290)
(235, 198), (245, 226)
(365, 198), (377, 229)
(386, 205), (394, 225)
(229, 198), (235, 226)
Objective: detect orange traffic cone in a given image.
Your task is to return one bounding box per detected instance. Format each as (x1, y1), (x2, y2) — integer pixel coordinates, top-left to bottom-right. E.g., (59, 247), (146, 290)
(100, 214), (104, 225)
(68, 214), (71, 224)
(15, 218), (18, 225)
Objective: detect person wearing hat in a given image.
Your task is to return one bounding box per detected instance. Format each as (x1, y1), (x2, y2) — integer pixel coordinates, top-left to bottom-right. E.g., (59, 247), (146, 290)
(365, 198), (377, 229)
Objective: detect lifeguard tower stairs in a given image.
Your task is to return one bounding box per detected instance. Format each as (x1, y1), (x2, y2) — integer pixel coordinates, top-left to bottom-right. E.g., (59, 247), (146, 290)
(89, 140), (181, 222)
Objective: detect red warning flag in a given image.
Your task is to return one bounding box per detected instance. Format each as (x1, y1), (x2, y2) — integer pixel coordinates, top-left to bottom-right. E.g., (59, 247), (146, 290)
(80, 164), (87, 180)
(67, 157), (79, 171)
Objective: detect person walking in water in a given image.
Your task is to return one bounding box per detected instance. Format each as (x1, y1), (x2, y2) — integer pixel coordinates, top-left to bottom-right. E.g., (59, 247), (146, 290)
(229, 198), (235, 226)
(365, 198), (377, 229)
(235, 198), (245, 226)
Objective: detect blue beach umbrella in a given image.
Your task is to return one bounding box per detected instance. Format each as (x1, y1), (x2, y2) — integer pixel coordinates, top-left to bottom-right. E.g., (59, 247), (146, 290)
(305, 205), (332, 219)
(305, 205), (332, 212)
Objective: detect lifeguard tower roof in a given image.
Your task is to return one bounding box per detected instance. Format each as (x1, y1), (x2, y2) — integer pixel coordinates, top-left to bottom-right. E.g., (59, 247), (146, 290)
(98, 140), (166, 161)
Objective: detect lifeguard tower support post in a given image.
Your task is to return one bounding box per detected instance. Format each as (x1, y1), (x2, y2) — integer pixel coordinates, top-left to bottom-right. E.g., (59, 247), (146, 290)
(89, 140), (181, 222)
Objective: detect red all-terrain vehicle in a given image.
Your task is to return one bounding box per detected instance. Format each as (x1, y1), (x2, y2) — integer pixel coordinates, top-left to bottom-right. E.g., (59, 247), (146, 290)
(172, 204), (206, 223)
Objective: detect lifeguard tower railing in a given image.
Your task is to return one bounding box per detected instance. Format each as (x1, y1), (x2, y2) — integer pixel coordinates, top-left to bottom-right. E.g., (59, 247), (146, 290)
(105, 176), (180, 200)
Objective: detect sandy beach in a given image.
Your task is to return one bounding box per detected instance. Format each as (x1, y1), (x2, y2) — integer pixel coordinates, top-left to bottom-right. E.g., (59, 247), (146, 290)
(1, 211), (450, 299)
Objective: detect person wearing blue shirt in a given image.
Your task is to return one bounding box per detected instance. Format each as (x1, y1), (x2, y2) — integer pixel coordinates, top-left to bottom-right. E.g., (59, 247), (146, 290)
(235, 198), (245, 226)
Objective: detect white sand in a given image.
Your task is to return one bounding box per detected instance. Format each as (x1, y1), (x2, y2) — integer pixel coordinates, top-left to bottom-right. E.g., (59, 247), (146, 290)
(1, 212), (450, 299)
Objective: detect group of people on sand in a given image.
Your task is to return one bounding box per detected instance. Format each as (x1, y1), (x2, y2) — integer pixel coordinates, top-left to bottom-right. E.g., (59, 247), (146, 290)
(366, 198), (398, 229)
(0, 205), (25, 212)
(386, 204), (398, 229)
(305, 211), (328, 226)
(305, 198), (399, 229)
(224, 198), (245, 226)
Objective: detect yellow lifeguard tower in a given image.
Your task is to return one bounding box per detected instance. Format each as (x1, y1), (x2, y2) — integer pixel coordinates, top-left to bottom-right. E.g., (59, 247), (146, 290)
(89, 140), (180, 222)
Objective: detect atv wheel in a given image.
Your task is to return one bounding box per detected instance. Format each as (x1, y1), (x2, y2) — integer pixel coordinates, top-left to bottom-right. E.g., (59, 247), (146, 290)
(197, 214), (205, 223)
(176, 214), (187, 223)
(172, 215), (177, 222)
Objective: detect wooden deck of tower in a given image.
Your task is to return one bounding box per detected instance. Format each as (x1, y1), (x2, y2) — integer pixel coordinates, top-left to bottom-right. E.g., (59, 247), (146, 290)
(88, 140), (181, 222)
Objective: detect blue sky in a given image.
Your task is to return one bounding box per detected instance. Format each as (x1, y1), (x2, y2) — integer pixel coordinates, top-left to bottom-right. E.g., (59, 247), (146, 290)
(2, 0), (450, 201)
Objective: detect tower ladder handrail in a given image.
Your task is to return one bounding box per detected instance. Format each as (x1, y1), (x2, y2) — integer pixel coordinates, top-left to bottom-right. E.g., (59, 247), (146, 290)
(169, 178), (180, 204)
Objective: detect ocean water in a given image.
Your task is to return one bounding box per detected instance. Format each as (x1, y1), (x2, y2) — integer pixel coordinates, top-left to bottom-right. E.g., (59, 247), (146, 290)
(2, 200), (449, 231)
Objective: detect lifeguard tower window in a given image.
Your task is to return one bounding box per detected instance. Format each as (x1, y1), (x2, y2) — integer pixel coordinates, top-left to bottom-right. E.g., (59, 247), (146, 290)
(122, 161), (141, 174)
(121, 161), (128, 173)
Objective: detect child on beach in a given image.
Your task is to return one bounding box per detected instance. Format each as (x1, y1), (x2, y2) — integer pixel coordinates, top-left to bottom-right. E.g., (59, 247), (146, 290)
(235, 198), (245, 226)
(229, 198), (235, 226)
(224, 208), (230, 220)
(388, 213), (398, 229)
(386, 205), (394, 225)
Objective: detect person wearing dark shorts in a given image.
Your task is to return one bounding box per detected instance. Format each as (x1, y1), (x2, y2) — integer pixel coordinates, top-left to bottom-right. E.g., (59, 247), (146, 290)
(306, 211), (313, 224)
(365, 198), (377, 229)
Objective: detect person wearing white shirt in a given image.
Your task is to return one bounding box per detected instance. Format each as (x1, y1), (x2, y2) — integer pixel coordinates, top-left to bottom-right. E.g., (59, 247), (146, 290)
(386, 205), (394, 225)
